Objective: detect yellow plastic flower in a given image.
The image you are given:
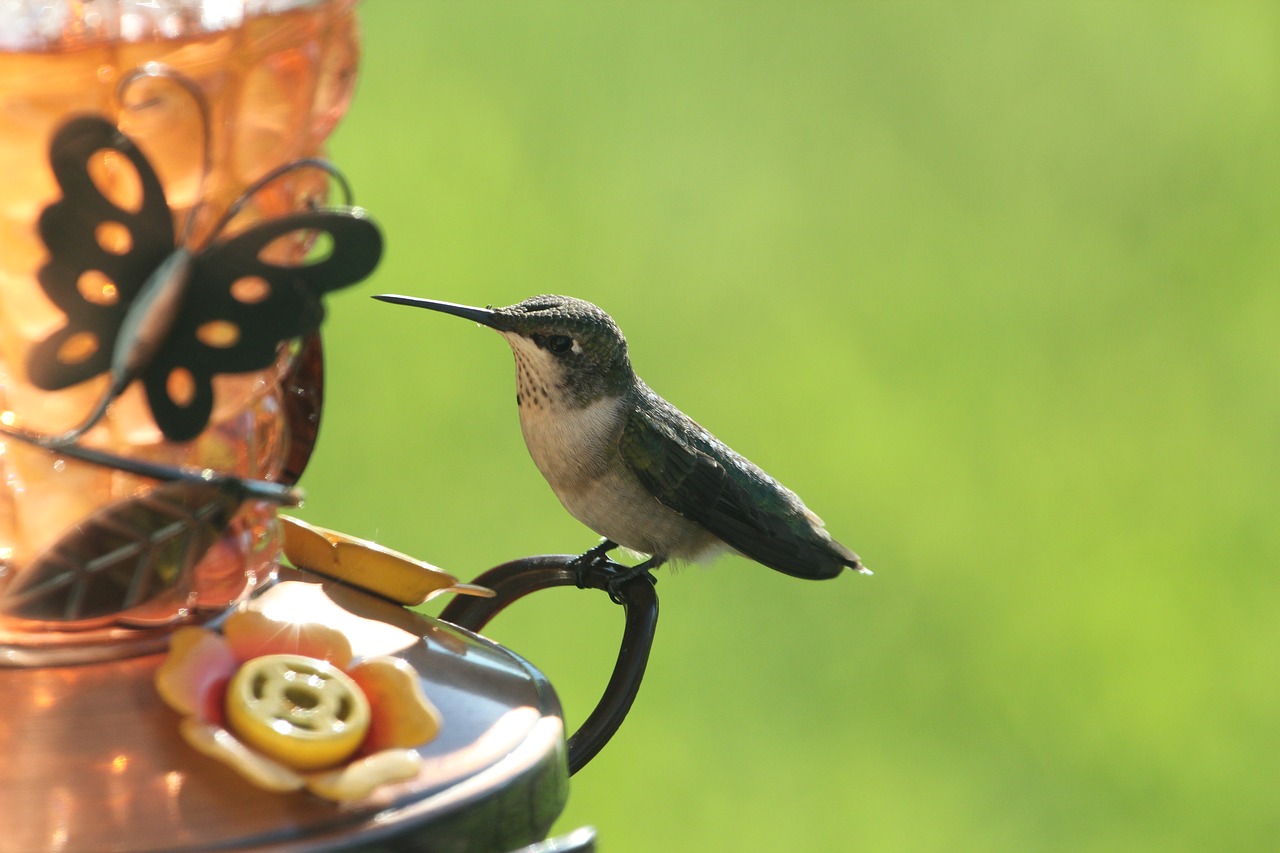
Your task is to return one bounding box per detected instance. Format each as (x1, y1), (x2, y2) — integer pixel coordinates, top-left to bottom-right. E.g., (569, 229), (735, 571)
(155, 610), (441, 801)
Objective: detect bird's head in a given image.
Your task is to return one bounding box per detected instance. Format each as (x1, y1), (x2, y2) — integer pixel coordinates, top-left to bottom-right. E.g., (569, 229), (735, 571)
(375, 293), (634, 406)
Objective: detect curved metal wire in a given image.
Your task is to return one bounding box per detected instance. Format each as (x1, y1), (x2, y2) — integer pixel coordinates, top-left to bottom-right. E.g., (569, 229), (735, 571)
(116, 63), (213, 248)
(205, 157), (356, 241)
(0, 422), (301, 505)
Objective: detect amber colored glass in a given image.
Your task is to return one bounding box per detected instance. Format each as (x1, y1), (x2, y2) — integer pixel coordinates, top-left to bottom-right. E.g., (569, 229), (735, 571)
(0, 1), (361, 656)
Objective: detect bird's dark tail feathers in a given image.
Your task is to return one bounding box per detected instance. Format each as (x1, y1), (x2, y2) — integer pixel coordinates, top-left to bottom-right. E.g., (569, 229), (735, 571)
(835, 540), (872, 576)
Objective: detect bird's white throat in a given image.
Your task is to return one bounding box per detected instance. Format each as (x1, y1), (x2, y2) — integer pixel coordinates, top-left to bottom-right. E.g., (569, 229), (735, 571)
(502, 332), (625, 491)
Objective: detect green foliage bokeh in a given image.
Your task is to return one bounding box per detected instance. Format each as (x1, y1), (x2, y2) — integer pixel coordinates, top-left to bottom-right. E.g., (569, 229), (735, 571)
(301, 3), (1280, 850)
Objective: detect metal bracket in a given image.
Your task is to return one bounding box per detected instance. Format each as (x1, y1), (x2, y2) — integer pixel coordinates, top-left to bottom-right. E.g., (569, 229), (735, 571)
(438, 555), (659, 775)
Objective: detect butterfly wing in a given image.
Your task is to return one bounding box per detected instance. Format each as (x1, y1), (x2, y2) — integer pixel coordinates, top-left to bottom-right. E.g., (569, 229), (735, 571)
(141, 209), (382, 441)
(28, 116), (175, 390)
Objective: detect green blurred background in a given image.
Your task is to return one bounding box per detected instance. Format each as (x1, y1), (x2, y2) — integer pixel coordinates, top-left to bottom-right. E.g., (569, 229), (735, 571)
(301, 2), (1279, 850)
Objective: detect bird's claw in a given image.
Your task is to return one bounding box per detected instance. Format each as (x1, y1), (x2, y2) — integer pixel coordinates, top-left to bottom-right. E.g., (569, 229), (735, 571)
(569, 540), (618, 589)
(568, 541), (659, 603)
(602, 563), (657, 605)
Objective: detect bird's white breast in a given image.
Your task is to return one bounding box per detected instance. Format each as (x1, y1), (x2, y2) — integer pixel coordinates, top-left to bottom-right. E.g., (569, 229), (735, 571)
(503, 332), (720, 561)
(518, 392), (624, 487)
(502, 331), (623, 485)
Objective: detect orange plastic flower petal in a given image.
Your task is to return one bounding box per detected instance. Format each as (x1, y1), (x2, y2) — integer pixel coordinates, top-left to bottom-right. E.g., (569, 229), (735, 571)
(155, 626), (237, 717)
(222, 609), (354, 668)
(348, 656), (442, 752)
(179, 719), (307, 793)
(304, 749), (423, 802)
(281, 515), (494, 605)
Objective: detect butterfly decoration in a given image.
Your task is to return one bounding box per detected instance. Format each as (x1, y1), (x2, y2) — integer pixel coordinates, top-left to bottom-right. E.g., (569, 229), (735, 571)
(25, 113), (383, 444)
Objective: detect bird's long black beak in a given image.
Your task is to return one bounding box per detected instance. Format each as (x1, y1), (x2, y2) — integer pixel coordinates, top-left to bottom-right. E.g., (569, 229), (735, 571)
(373, 294), (507, 330)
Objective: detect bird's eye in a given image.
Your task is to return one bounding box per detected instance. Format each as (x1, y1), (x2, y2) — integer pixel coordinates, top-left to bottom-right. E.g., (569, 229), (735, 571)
(547, 335), (573, 354)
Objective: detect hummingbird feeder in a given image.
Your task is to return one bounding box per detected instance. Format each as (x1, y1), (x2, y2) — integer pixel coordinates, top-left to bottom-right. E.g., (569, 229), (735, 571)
(0, 3), (656, 850)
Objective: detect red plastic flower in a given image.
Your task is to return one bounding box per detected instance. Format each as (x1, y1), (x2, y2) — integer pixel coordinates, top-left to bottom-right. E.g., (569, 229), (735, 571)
(155, 610), (440, 801)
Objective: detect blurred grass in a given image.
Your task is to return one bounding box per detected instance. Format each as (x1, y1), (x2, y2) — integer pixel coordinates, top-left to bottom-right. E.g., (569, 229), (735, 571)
(298, 2), (1280, 850)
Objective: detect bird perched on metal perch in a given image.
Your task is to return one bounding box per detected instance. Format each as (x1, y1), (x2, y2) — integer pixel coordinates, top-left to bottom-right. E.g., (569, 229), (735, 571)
(376, 293), (869, 588)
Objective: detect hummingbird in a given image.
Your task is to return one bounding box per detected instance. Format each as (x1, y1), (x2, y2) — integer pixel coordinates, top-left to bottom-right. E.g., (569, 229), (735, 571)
(374, 293), (868, 583)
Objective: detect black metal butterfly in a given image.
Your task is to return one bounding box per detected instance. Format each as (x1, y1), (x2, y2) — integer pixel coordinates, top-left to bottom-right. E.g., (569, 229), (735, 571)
(27, 115), (382, 443)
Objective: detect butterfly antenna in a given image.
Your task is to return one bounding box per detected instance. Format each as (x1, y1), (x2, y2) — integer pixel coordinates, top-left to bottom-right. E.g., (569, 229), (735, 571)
(206, 158), (356, 240)
(27, 391), (118, 449)
(116, 63), (214, 248)
(12, 351), (147, 447)
(0, 421), (302, 505)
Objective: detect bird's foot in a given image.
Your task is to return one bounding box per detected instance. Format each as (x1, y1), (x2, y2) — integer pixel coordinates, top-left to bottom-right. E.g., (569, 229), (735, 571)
(577, 538), (618, 565)
(570, 540), (618, 588)
(569, 542), (660, 603)
(602, 556), (662, 605)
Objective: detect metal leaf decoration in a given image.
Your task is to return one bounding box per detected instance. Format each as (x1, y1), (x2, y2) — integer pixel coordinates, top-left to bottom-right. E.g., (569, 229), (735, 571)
(0, 481), (243, 624)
